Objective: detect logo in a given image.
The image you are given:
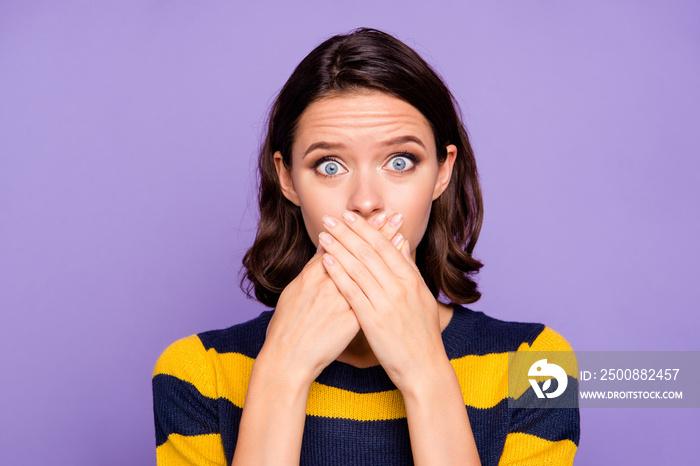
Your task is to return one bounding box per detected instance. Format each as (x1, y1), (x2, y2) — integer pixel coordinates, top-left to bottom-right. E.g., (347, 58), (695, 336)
(528, 359), (568, 398)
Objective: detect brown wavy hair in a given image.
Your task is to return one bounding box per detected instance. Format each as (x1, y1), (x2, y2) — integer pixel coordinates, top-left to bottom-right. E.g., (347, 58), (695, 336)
(240, 28), (483, 308)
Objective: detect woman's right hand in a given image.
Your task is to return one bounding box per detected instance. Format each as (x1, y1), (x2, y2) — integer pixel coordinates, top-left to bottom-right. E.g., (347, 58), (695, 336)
(257, 211), (403, 386)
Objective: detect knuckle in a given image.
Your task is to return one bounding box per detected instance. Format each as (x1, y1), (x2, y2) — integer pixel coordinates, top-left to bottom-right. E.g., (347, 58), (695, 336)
(349, 263), (369, 281)
(322, 276), (339, 293)
(317, 287), (335, 302)
(335, 226), (351, 241)
(357, 244), (375, 262)
(372, 237), (391, 255)
(317, 274), (334, 289)
(380, 223), (399, 239)
(407, 273), (423, 288)
(299, 262), (322, 285)
(298, 268), (312, 284)
(345, 283), (363, 301)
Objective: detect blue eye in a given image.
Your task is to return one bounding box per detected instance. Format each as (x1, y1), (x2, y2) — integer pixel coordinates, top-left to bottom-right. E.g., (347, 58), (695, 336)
(391, 158), (406, 170)
(386, 155), (415, 172)
(316, 159), (347, 176)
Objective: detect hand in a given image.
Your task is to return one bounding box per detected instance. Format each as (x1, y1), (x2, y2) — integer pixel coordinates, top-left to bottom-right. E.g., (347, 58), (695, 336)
(318, 210), (446, 392)
(261, 212), (405, 385)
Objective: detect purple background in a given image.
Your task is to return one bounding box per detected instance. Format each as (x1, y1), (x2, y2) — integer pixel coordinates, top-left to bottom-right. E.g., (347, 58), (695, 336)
(1, 1), (698, 464)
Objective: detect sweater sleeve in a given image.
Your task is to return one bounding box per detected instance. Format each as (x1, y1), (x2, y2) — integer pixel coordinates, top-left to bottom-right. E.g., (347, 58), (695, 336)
(152, 335), (227, 466)
(498, 327), (580, 466)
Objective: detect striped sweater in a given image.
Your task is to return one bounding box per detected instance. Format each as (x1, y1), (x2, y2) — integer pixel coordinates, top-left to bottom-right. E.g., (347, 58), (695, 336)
(153, 304), (580, 465)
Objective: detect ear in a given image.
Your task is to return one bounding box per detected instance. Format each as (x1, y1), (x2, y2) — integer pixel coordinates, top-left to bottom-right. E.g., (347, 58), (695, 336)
(273, 151), (301, 206)
(432, 144), (457, 201)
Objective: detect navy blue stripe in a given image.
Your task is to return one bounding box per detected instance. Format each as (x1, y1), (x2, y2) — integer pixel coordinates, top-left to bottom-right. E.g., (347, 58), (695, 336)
(509, 376), (580, 445)
(316, 361), (397, 393)
(467, 399), (511, 466)
(198, 310), (273, 357)
(152, 374), (220, 447)
(443, 305), (545, 358)
(217, 397), (243, 466)
(301, 416), (413, 465)
(197, 306), (545, 362)
(197, 307), (544, 359)
(297, 400), (514, 466)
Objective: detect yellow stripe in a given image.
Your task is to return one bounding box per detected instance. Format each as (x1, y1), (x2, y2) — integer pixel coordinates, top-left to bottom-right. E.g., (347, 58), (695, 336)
(156, 433), (227, 466)
(498, 433), (577, 466)
(153, 335), (218, 399)
(521, 327), (575, 353)
(214, 352), (408, 420)
(306, 352), (516, 419)
(213, 351), (519, 416)
(509, 327), (579, 399)
(451, 353), (510, 409)
(306, 383), (407, 420)
(210, 351), (255, 408)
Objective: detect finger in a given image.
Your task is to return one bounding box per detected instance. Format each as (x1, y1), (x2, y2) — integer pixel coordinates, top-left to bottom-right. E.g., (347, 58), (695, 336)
(333, 210), (415, 280)
(370, 212), (407, 257)
(317, 214), (396, 258)
(312, 212), (398, 275)
(374, 211), (408, 257)
(321, 213), (410, 288)
(377, 214), (416, 266)
(321, 253), (374, 321)
(369, 211), (389, 229)
(318, 229), (386, 304)
(378, 212), (404, 243)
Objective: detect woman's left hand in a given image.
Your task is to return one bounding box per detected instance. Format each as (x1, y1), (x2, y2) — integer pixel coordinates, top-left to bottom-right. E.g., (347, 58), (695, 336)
(318, 209), (448, 393)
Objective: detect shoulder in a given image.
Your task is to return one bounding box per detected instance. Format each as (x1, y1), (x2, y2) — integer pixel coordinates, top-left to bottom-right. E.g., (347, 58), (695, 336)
(197, 309), (274, 357)
(519, 325), (575, 352)
(152, 309), (274, 383)
(445, 304), (574, 357)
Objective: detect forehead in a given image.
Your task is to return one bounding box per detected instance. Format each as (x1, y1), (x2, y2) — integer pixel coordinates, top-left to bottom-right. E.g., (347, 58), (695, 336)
(292, 91), (435, 155)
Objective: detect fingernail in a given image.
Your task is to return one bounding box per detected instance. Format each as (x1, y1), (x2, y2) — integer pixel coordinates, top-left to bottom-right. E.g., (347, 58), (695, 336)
(372, 211), (387, 226)
(389, 213), (403, 226)
(319, 231), (333, 244)
(391, 232), (404, 247)
(342, 210), (356, 223)
(322, 215), (337, 228)
(323, 254), (335, 265)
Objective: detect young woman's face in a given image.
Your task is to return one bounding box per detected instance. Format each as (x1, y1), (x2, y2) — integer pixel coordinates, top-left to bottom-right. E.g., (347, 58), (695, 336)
(274, 90), (456, 257)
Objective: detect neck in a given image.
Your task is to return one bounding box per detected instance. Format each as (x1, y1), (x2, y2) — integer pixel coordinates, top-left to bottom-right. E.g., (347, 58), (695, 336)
(337, 329), (379, 368)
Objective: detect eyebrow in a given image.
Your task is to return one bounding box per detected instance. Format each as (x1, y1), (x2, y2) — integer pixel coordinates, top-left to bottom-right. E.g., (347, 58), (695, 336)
(302, 135), (426, 158)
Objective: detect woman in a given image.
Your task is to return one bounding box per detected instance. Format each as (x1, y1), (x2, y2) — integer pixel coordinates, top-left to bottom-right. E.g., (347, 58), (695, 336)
(153, 28), (580, 465)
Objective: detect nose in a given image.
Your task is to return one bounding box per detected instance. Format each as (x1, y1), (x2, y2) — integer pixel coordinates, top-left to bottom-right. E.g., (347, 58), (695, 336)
(346, 172), (385, 220)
